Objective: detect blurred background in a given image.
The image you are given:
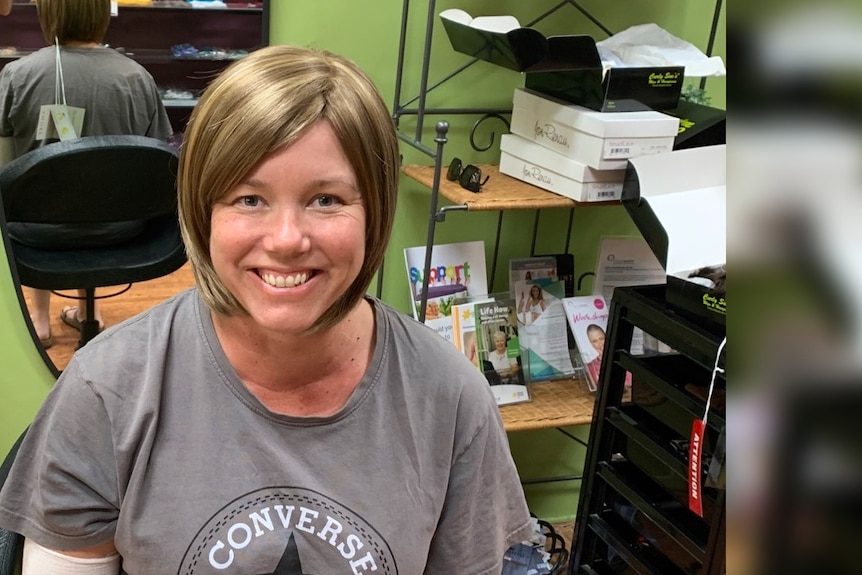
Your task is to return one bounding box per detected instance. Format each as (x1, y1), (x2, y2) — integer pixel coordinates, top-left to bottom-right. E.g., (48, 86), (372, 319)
(730, 0), (862, 573)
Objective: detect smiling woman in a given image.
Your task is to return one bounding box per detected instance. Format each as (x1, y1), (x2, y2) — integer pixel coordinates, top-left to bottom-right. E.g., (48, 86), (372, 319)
(0, 45), (532, 574)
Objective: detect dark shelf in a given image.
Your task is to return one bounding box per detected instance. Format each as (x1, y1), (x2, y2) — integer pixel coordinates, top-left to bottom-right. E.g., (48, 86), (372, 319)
(598, 462), (707, 560)
(619, 352), (726, 432)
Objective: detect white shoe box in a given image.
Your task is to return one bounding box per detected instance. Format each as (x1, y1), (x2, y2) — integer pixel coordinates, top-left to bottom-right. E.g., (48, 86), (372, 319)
(499, 133), (625, 202)
(511, 88), (679, 169)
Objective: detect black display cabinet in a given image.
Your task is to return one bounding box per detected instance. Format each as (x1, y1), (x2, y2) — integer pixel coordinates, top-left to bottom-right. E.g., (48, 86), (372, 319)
(569, 284), (726, 575)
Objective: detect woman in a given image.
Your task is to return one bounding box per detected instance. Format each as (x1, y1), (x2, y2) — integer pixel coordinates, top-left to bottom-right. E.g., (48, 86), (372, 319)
(487, 330), (519, 382)
(0, 45), (531, 573)
(0, 0), (172, 347)
(584, 323), (606, 387)
(518, 283), (547, 325)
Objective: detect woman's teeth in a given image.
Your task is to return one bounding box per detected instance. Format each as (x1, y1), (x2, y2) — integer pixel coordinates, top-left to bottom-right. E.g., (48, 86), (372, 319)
(261, 272), (309, 288)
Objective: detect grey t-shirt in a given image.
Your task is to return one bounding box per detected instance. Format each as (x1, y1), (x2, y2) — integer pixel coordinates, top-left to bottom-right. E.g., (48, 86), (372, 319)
(0, 289), (531, 574)
(0, 45), (172, 157)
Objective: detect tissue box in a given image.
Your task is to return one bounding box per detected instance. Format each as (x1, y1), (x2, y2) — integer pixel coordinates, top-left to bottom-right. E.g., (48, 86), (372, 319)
(440, 11), (684, 112)
(621, 145), (726, 330)
(511, 88), (679, 169)
(500, 134), (625, 202)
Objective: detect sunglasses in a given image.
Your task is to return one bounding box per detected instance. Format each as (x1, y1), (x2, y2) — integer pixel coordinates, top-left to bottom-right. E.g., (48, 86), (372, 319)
(447, 158), (489, 193)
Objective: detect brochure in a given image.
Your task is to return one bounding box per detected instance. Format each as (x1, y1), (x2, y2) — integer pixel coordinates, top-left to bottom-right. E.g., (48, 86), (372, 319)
(403, 240), (488, 343)
(474, 295), (530, 406)
(515, 280), (575, 382)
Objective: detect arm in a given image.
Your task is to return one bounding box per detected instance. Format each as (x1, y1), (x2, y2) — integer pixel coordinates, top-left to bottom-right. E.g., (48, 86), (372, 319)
(424, 397), (531, 573)
(23, 539), (120, 575)
(0, 0), (11, 16)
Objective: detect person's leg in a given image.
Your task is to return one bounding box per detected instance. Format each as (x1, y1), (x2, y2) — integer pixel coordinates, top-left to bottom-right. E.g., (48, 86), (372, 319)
(27, 288), (52, 345)
(60, 290), (104, 332)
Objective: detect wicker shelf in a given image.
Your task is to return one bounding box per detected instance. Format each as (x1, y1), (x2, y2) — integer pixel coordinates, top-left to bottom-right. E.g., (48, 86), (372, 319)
(402, 164), (618, 211)
(500, 377), (596, 432)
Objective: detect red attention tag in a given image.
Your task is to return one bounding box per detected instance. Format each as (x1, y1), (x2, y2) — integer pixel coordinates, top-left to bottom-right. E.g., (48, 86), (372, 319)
(688, 419), (706, 517)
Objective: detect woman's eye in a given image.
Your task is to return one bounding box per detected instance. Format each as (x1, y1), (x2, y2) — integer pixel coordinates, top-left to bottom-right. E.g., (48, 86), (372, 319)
(314, 195), (337, 208)
(238, 195), (260, 207)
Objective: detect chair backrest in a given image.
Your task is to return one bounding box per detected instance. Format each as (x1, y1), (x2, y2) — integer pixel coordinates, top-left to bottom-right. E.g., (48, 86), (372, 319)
(0, 135), (179, 225)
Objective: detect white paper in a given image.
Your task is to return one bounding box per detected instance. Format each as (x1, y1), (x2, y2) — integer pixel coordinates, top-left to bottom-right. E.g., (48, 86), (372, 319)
(597, 23), (727, 77)
(593, 236), (666, 303)
(439, 9), (521, 33)
(645, 186), (726, 276)
(593, 237), (667, 356)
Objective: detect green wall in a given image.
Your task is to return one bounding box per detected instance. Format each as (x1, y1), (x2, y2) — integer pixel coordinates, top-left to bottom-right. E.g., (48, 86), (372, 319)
(272, 0), (725, 522)
(0, 244), (57, 457)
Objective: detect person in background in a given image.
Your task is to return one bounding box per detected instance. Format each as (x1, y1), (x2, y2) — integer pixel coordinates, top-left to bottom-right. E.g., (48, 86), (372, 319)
(0, 45), (531, 573)
(0, 0), (171, 348)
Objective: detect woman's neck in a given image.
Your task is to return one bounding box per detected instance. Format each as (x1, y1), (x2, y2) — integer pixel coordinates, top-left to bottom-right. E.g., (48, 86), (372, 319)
(212, 300), (376, 415)
(61, 41), (102, 48)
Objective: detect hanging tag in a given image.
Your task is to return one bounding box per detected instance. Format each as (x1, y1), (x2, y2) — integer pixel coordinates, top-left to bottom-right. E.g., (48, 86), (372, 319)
(36, 105), (85, 141)
(688, 418), (706, 517)
(49, 105), (85, 141)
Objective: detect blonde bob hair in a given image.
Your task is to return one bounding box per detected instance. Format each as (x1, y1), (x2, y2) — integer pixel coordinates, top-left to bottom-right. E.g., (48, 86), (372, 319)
(178, 45), (400, 331)
(37, 0), (111, 45)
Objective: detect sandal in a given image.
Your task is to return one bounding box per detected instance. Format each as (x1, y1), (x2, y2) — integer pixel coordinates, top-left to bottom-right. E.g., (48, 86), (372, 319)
(60, 306), (104, 333)
(39, 332), (54, 349)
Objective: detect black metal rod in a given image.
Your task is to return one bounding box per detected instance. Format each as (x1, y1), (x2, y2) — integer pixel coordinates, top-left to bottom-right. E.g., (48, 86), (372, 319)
(521, 474), (583, 485)
(418, 121), (449, 322)
(436, 204), (468, 222)
(700, 0), (724, 90)
(490, 211), (504, 291)
(564, 207), (575, 254)
(401, 58), (484, 109)
(375, 257), (385, 299)
(530, 210), (541, 256)
(556, 426), (589, 448)
(396, 131), (435, 158)
(523, 0), (569, 28)
(398, 106), (512, 117)
(566, 0), (614, 37)
(391, 0), (411, 127)
(414, 0), (437, 142)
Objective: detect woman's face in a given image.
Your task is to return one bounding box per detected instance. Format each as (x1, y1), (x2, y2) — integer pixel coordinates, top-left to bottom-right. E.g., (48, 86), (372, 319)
(494, 334), (507, 352)
(530, 285), (541, 298)
(588, 328), (605, 355)
(209, 120), (366, 335)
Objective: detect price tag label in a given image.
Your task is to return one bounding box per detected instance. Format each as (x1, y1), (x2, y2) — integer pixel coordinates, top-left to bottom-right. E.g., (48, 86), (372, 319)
(688, 418), (706, 517)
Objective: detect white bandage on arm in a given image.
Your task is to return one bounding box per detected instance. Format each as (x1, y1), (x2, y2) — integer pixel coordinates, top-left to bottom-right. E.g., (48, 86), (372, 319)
(23, 538), (121, 575)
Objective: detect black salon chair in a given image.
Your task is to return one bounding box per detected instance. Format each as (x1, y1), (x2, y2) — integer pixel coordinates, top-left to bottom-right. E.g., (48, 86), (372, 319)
(0, 135), (186, 348)
(0, 430), (26, 575)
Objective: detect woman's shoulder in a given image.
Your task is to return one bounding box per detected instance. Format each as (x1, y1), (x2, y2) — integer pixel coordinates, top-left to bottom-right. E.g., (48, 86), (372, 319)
(371, 297), (494, 395)
(73, 287), (200, 367)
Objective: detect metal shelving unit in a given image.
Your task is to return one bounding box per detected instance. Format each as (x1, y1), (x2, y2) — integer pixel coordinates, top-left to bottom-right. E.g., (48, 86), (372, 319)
(389, 0), (724, 321)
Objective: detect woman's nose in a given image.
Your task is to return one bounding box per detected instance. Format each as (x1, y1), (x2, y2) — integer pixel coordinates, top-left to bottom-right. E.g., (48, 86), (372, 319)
(264, 207), (311, 254)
